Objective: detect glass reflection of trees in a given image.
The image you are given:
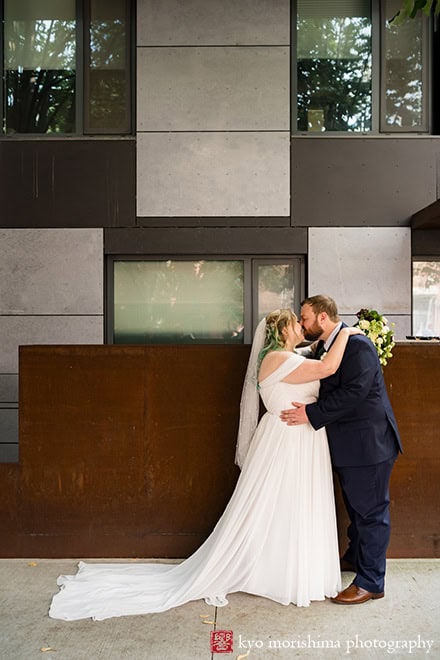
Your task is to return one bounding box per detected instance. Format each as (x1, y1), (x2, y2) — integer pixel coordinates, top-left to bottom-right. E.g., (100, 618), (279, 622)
(258, 264), (294, 319)
(5, 17), (76, 133)
(114, 261), (244, 345)
(4, 1), (129, 134)
(297, 17), (372, 132)
(413, 262), (440, 337)
(88, 14), (128, 131)
(384, 17), (424, 128)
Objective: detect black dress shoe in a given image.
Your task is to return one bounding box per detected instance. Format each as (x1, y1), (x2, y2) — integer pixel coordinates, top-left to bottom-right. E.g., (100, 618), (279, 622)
(340, 558), (356, 572)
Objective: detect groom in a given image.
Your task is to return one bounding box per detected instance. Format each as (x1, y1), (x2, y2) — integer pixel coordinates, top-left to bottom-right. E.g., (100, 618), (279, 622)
(280, 295), (402, 605)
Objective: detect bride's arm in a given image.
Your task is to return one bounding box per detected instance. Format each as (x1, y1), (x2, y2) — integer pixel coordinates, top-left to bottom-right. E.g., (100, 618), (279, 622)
(282, 327), (363, 384)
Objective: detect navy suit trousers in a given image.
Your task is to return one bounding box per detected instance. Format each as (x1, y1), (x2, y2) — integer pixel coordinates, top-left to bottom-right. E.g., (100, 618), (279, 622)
(335, 453), (398, 593)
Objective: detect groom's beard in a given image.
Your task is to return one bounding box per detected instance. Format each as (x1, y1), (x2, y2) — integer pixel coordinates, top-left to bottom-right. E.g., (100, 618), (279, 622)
(303, 320), (324, 342)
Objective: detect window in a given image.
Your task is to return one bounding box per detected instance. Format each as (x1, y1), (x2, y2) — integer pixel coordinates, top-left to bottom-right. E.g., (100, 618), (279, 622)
(412, 260), (440, 337)
(108, 257), (304, 344)
(2, 0), (132, 135)
(295, 0), (430, 133)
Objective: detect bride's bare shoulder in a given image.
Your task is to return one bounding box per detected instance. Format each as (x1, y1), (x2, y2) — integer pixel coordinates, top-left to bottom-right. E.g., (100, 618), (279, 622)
(259, 351), (292, 381)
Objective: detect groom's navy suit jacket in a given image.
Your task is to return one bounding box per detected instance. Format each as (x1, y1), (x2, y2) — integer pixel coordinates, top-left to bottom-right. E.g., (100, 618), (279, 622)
(306, 325), (402, 467)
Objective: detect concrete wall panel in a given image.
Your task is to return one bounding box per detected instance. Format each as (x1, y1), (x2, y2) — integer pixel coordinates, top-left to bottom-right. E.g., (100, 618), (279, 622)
(0, 444), (18, 463)
(0, 409), (18, 444)
(292, 138), (439, 226)
(1, 317), (103, 373)
(137, 47), (289, 131)
(137, 132), (289, 217)
(137, 0), (290, 46)
(0, 229), (103, 314)
(0, 375), (18, 402)
(308, 228), (411, 335)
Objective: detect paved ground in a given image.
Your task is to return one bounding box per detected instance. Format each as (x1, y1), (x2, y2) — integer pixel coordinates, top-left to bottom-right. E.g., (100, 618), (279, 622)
(0, 559), (438, 660)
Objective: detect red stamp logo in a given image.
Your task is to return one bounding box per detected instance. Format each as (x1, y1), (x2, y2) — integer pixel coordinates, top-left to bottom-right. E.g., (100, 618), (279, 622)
(210, 630), (233, 653)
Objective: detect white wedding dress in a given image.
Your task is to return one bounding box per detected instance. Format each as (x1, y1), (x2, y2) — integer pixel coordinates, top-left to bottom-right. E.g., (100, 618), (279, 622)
(49, 354), (341, 621)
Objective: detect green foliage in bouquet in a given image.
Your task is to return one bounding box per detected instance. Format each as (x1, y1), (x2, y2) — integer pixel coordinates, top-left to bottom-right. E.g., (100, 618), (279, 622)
(355, 309), (395, 367)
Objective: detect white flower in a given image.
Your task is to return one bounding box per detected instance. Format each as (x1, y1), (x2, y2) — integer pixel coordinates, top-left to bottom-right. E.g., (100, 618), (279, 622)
(355, 308), (395, 368)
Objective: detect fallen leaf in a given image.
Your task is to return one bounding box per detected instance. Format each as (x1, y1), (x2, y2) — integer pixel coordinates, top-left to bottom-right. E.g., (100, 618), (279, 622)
(237, 653), (250, 660)
(202, 620), (215, 625)
(28, 562), (38, 567)
(199, 614), (210, 618)
(40, 647), (56, 652)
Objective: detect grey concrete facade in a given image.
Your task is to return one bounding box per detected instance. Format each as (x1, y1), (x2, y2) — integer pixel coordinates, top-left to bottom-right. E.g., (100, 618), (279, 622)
(0, 230), (104, 458)
(1, 0), (439, 461)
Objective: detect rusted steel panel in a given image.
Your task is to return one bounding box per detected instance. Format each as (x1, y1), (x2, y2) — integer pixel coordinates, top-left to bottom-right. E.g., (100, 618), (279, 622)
(382, 344), (440, 558)
(0, 343), (438, 558)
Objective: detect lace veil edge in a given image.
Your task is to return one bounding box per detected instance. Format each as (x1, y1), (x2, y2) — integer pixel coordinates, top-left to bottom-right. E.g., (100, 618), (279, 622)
(235, 317), (266, 469)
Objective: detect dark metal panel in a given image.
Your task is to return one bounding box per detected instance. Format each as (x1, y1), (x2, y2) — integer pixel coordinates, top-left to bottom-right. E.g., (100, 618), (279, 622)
(291, 137), (440, 227)
(412, 230), (440, 256)
(411, 199), (440, 230)
(138, 217), (291, 228)
(0, 139), (136, 228)
(104, 226), (308, 254)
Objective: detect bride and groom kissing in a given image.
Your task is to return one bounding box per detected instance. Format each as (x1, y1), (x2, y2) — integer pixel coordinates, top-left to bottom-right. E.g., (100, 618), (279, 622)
(49, 294), (402, 620)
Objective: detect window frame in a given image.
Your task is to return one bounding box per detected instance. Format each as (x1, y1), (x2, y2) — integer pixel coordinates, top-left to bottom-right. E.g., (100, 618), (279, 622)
(106, 255), (305, 345)
(83, 0), (132, 135)
(0, 0), (133, 137)
(412, 256), (440, 337)
(292, 0), (432, 135)
(380, 0), (430, 133)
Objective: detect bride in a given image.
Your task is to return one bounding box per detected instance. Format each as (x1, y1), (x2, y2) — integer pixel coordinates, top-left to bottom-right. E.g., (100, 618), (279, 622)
(49, 309), (361, 621)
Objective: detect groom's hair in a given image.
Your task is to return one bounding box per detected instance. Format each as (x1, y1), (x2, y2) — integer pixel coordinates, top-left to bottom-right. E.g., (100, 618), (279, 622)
(301, 295), (340, 322)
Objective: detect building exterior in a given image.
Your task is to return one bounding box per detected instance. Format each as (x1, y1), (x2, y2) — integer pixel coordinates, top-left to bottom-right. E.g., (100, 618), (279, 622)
(1, 0), (439, 464)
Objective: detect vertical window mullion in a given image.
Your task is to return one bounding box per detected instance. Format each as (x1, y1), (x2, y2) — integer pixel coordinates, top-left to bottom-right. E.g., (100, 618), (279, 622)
(76, 0), (85, 135)
(291, 1), (298, 133)
(422, 12), (430, 133)
(250, 259), (259, 341)
(0, 0), (4, 134)
(371, 0), (381, 133)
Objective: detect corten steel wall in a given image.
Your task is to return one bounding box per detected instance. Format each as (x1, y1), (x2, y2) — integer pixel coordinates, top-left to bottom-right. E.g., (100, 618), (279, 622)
(0, 343), (438, 558)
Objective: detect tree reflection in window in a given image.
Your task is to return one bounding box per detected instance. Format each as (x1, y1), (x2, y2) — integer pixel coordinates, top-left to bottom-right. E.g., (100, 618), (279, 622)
(413, 261), (440, 337)
(86, 0), (130, 133)
(114, 261), (244, 344)
(4, 1), (76, 134)
(383, 6), (425, 130)
(297, 3), (372, 132)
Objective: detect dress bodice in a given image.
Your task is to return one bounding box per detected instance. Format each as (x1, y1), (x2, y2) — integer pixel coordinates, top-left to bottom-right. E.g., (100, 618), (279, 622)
(258, 353), (320, 414)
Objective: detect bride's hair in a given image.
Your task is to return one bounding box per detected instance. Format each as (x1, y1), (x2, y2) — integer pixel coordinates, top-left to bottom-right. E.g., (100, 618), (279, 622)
(258, 308), (299, 364)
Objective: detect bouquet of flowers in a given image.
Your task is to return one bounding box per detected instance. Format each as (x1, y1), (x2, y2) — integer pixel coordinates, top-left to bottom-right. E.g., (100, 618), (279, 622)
(355, 309), (395, 367)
